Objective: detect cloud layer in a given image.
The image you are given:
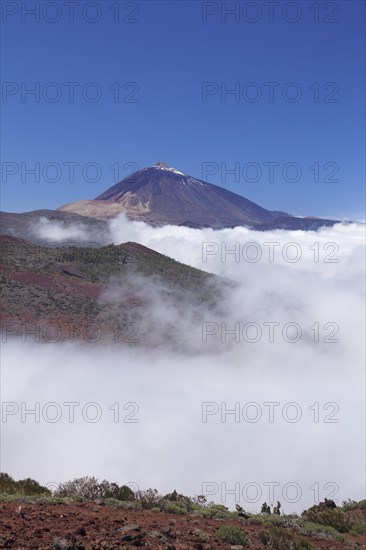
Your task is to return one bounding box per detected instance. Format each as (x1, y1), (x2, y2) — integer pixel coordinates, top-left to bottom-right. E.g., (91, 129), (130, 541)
(1, 216), (364, 512)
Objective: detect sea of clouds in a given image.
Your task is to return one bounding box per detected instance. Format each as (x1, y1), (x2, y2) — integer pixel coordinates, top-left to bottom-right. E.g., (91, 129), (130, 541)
(1, 215), (364, 512)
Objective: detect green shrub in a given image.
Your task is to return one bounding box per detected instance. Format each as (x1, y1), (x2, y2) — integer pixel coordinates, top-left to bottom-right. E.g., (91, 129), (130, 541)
(197, 503), (235, 519)
(164, 501), (187, 515)
(267, 515), (286, 526)
(0, 494), (71, 504)
(342, 499), (359, 511)
(103, 498), (141, 510)
(258, 527), (314, 549)
(0, 473), (51, 496)
(342, 499), (366, 512)
(55, 477), (135, 501)
(193, 528), (210, 542)
(248, 514), (265, 525)
(162, 490), (198, 513)
(135, 488), (161, 509)
(303, 504), (352, 533)
(250, 514), (285, 527)
(301, 521), (338, 538)
(0, 494), (22, 502)
(216, 525), (249, 546)
(351, 522), (366, 535)
(0, 473), (17, 494)
(105, 483), (134, 501)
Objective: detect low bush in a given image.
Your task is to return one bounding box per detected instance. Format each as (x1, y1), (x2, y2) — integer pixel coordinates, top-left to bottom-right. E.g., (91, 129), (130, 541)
(198, 503), (236, 519)
(258, 527), (314, 549)
(342, 499), (366, 512)
(0, 494), (71, 505)
(0, 473), (51, 496)
(303, 504), (352, 533)
(248, 514), (265, 525)
(267, 514), (286, 526)
(164, 501), (188, 515)
(263, 520), (273, 528)
(350, 522), (366, 535)
(103, 498), (142, 510)
(216, 525), (249, 546)
(342, 499), (359, 511)
(135, 488), (162, 509)
(55, 477), (134, 502)
(301, 521), (339, 538)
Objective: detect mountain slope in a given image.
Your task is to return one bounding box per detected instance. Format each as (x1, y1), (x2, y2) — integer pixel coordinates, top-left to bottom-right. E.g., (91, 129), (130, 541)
(0, 236), (219, 345)
(59, 162), (339, 229)
(94, 161), (281, 226)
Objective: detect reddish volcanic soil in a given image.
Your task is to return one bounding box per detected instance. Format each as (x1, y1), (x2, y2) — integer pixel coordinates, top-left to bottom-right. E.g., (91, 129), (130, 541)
(0, 501), (364, 550)
(11, 271), (60, 289)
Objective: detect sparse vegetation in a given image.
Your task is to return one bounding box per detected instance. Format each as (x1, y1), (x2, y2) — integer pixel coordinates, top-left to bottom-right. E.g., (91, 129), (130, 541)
(0, 237), (221, 345)
(1, 473), (365, 549)
(0, 239), (215, 293)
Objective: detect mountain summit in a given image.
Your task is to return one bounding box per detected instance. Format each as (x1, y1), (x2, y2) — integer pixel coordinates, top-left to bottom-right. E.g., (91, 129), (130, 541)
(59, 163), (338, 230)
(152, 161), (185, 175)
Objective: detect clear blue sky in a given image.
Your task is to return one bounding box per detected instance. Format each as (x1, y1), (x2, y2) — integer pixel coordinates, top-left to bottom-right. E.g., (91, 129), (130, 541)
(1, 0), (365, 220)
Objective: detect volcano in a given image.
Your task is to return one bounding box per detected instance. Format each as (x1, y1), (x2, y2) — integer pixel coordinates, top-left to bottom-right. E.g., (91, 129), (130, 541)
(59, 162), (338, 230)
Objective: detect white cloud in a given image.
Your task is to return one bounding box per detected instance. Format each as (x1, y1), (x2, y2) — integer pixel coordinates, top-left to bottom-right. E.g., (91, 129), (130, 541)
(1, 215), (364, 513)
(32, 217), (92, 243)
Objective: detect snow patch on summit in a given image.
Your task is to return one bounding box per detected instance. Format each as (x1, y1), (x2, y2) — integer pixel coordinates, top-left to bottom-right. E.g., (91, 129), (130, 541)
(153, 162), (185, 176)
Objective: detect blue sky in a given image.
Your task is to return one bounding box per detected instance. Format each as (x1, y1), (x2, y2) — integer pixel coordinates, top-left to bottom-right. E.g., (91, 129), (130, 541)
(1, 0), (365, 220)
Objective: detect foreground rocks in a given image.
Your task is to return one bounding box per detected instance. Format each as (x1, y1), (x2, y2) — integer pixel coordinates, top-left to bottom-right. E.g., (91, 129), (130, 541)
(0, 500), (364, 549)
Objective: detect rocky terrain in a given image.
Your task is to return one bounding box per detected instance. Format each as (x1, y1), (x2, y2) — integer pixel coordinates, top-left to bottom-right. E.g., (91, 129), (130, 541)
(1, 476), (365, 550)
(0, 498), (365, 550)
